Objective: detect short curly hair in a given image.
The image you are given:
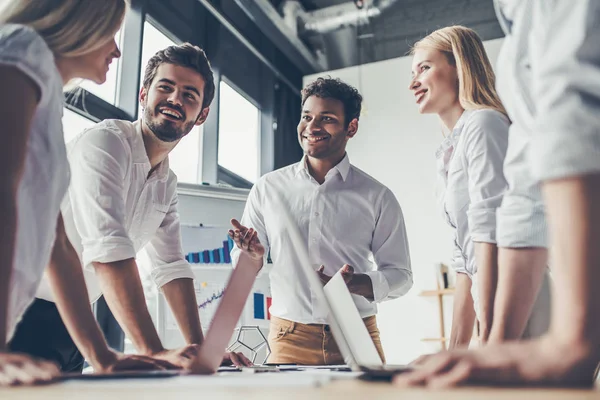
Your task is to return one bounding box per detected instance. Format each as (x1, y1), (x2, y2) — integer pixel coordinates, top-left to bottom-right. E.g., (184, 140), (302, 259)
(301, 77), (362, 127)
(143, 43), (215, 110)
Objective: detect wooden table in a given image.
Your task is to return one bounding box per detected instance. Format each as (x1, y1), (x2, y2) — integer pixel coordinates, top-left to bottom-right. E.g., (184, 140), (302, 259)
(1, 378), (599, 399)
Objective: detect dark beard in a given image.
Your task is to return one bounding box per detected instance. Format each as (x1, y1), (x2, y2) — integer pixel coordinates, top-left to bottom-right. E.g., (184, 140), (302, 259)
(144, 105), (195, 143)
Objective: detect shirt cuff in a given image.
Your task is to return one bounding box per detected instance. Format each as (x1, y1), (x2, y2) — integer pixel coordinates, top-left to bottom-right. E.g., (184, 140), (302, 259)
(82, 237), (137, 270)
(363, 270), (391, 303)
(151, 260), (195, 288)
(467, 208), (497, 243)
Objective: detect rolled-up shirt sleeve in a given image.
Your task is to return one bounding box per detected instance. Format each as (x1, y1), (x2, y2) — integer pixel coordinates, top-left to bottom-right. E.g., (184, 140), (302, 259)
(144, 192), (194, 288)
(230, 183), (270, 268)
(530, 0), (600, 181)
(364, 188), (413, 303)
(68, 127), (136, 270)
(464, 111), (510, 243)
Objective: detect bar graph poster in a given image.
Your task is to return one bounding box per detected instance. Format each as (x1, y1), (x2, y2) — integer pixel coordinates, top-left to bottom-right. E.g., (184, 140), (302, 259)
(245, 273), (272, 329)
(180, 226), (233, 264)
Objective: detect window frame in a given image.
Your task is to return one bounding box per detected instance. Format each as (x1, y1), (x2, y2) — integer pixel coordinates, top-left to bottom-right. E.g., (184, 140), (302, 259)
(216, 76), (262, 187)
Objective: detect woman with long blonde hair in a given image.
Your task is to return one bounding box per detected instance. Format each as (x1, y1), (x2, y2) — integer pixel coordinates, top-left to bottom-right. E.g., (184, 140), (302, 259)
(0, 0), (164, 385)
(407, 26), (551, 350)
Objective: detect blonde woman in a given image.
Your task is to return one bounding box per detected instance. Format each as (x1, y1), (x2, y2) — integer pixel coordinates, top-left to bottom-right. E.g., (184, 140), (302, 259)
(407, 26), (551, 349)
(0, 0), (165, 386)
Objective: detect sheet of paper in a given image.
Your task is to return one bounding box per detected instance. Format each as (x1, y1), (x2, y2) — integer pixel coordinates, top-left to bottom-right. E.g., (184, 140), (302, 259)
(323, 270), (382, 367)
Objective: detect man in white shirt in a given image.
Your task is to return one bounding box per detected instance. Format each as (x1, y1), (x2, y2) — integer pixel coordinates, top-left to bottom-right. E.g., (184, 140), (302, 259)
(10, 43), (250, 372)
(230, 77), (413, 365)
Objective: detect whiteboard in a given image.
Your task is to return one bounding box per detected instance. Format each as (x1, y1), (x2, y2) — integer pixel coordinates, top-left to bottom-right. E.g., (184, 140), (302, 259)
(156, 184), (272, 357)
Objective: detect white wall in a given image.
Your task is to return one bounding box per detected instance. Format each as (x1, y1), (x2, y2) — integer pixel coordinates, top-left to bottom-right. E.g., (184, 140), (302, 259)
(304, 38), (504, 364)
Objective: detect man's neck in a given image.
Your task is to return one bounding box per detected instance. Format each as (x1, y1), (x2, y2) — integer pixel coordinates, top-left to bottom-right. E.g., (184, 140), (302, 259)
(305, 152), (346, 184)
(140, 120), (175, 173)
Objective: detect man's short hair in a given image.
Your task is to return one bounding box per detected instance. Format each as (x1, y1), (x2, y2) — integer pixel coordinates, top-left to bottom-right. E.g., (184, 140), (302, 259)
(300, 77), (363, 126)
(142, 43), (215, 110)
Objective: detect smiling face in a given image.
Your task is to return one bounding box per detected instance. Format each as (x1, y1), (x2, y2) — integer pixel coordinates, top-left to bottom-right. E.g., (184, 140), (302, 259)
(409, 47), (460, 115)
(297, 95), (357, 161)
(140, 63), (209, 143)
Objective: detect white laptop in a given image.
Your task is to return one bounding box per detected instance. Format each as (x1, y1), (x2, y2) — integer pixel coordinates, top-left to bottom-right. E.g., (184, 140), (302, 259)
(60, 252), (261, 380)
(274, 199), (413, 380)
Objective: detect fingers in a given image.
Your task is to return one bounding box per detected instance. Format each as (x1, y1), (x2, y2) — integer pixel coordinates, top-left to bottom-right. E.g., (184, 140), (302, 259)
(228, 352), (241, 367)
(230, 352), (252, 367)
(342, 264), (354, 274)
(230, 219), (244, 230)
(316, 265), (330, 285)
(427, 360), (473, 388)
(247, 231), (260, 252)
(394, 352), (458, 387)
(409, 353), (431, 367)
(229, 226), (257, 252)
(240, 228), (255, 249)
(0, 355), (59, 387)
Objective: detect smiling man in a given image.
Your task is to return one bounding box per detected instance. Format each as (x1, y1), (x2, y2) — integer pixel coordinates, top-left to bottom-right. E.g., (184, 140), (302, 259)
(10, 43), (251, 372)
(230, 77), (413, 365)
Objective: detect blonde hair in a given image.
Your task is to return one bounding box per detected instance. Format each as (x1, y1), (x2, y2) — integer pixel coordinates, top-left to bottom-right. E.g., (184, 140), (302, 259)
(411, 25), (507, 116)
(0, 0), (127, 58)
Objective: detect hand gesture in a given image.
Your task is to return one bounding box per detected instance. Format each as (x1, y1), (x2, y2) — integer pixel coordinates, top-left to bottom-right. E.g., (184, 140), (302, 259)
(228, 219), (265, 261)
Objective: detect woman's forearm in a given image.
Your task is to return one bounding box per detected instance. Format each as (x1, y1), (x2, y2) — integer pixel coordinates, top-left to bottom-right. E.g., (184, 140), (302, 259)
(474, 242), (498, 344)
(0, 199), (17, 348)
(448, 273), (477, 349)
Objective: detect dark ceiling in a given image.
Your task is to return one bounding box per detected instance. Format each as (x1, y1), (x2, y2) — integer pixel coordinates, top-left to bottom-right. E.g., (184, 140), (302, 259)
(264, 0), (503, 71)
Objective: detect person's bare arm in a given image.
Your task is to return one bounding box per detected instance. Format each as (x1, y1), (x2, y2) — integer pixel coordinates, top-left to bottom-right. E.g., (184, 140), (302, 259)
(161, 279), (203, 344)
(474, 242), (498, 343)
(486, 247), (547, 343)
(448, 273), (476, 350)
(47, 216), (165, 372)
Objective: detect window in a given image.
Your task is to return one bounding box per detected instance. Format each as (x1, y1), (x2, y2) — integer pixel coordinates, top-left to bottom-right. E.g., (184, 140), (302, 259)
(80, 29), (123, 104)
(62, 108), (95, 143)
(218, 81), (260, 183)
(138, 21), (203, 184)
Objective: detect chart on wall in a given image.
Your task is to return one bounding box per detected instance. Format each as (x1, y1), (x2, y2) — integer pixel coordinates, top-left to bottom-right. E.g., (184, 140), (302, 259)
(160, 223), (272, 347)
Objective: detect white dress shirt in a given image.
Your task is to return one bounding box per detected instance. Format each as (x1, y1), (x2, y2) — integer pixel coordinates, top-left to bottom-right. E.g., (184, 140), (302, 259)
(231, 154), (413, 324)
(0, 25), (70, 340)
(436, 109), (510, 278)
(36, 119), (194, 303)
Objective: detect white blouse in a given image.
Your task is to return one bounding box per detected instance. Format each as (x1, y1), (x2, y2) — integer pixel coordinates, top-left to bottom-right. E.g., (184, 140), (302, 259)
(0, 24), (71, 340)
(436, 109), (510, 277)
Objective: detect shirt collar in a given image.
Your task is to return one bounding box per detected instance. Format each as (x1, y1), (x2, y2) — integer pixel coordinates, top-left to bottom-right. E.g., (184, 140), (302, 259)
(133, 120), (170, 182)
(435, 110), (473, 159)
(294, 153), (351, 182)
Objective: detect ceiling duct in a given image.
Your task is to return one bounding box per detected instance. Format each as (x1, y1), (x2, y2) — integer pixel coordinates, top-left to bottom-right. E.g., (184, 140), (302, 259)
(280, 0), (399, 70)
(282, 0), (399, 35)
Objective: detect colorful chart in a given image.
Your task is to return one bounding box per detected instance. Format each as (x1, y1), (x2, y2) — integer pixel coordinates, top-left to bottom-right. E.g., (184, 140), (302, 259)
(253, 292), (272, 320)
(185, 236), (234, 264)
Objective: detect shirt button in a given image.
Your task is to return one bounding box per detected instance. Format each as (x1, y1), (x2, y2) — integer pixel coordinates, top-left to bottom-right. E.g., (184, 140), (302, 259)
(312, 238), (317, 243)
(314, 212), (320, 216)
